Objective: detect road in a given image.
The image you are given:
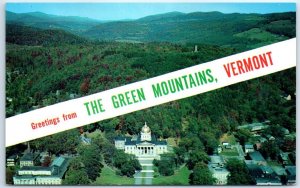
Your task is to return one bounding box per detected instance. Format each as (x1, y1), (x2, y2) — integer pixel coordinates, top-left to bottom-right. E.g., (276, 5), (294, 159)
(134, 158), (154, 185)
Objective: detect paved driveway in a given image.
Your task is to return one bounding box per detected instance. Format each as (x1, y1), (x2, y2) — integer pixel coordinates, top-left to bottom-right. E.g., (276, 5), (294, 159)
(134, 158), (154, 185)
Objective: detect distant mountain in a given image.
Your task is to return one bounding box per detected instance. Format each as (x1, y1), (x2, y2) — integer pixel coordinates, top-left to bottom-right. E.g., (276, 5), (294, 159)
(137, 11), (185, 21)
(6, 11), (103, 33)
(6, 24), (87, 46)
(83, 11), (295, 48)
(6, 10), (296, 49)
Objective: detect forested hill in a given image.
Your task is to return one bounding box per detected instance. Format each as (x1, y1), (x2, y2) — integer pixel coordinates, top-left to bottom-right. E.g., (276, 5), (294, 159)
(6, 11), (102, 33)
(83, 11), (295, 49)
(6, 11), (295, 50)
(6, 24), (87, 46)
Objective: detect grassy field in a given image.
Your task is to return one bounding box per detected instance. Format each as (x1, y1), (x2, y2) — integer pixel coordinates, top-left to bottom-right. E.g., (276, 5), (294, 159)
(85, 129), (102, 139)
(152, 166), (190, 185)
(220, 147), (239, 156)
(234, 28), (286, 42)
(219, 133), (236, 145)
(93, 166), (134, 185)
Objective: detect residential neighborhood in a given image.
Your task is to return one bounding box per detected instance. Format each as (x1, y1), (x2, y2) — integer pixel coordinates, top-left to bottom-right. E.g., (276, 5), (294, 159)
(211, 122), (296, 185)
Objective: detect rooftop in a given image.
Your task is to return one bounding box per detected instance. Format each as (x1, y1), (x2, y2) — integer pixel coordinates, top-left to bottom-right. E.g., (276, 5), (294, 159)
(285, 166), (296, 176)
(19, 166), (50, 171)
(115, 136), (125, 141)
(7, 155), (18, 159)
(260, 165), (274, 174)
(118, 134), (167, 146)
(256, 177), (281, 184)
(249, 151), (266, 162)
(20, 153), (39, 161)
(245, 143), (254, 149)
(237, 122), (269, 131)
(50, 157), (65, 167)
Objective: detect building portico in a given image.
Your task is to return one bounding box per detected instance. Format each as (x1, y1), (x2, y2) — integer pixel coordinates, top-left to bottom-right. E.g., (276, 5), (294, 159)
(115, 122), (168, 159)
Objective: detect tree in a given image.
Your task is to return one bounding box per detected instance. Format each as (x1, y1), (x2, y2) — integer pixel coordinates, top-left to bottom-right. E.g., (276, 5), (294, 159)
(113, 150), (141, 177)
(80, 78), (90, 94)
(113, 150), (128, 168)
(42, 156), (51, 167)
(153, 153), (176, 176)
(235, 129), (251, 146)
(226, 159), (255, 185)
(63, 158), (90, 185)
(78, 144), (103, 181)
(31, 129), (80, 155)
(200, 132), (219, 155)
(186, 151), (209, 170)
(6, 167), (14, 184)
(179, 136), (204, 153)
(154, 159), (174, 176)
(259, 141), (280, 160)
(173, 147), (185, 166)
(189, 162), (215, 185)
(264, 124), (285, 138)
(63, 169), (90, 185)
(120, 162), (136, 177)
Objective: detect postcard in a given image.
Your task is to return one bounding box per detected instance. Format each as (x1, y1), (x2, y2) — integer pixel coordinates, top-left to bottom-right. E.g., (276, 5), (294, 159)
(5, 2), (296, 186)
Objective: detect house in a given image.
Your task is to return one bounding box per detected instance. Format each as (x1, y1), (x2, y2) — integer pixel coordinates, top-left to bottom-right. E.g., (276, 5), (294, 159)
(249, 151), (267, 166)
(222, 142), (232, 149)
(245, 161), (281, 185)
(7, 155), (18, 167)
(244, 143), (254, 154)
(20, 153), (40, 167)
(13, 157), (70, 185)
(222, 142), (229, 146)
(285, 166), (296, 185)
(237, 122), (269, 133)
(208, 155), (230, 185)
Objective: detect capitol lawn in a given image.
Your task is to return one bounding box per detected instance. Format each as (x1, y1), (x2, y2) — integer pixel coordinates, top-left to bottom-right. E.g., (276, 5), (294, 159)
(93, 166), (134, 185)
(152, 166), (190, 185)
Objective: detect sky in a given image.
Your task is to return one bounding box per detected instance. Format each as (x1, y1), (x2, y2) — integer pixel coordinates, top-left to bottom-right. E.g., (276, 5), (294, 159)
(6, 3), (296, 21)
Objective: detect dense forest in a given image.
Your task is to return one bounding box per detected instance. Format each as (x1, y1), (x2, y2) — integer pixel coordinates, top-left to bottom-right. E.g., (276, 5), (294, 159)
(6, 10), (296, 185)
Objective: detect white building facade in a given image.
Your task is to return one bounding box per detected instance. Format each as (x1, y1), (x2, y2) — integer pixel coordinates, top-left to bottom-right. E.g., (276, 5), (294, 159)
(13, 157), (68, 185)
(115, 123), (168, 159)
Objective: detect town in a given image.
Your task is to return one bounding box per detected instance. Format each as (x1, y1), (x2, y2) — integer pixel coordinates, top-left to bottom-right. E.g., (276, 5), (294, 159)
(6, 120), (296, 185)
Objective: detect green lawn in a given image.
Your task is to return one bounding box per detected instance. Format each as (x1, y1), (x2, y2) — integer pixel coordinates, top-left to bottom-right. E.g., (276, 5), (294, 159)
(92, 166), (134, 185)
(152, 166), (190, 185)
(220, 147), (239, 156)
(234, 28), (286, 42)
(85, 129), (102, 139)
(219, 133), (237, 145)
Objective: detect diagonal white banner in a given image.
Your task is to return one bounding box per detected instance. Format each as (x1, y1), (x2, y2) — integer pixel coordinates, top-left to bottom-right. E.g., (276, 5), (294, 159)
(6, 38), (296, 147)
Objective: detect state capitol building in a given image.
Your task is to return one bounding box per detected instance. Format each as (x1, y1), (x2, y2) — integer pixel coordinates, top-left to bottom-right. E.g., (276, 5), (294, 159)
(114, 123), (168, 159)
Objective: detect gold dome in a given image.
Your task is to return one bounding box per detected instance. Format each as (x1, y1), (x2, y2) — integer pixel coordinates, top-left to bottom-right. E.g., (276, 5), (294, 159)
(141, 122), (151, 133)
